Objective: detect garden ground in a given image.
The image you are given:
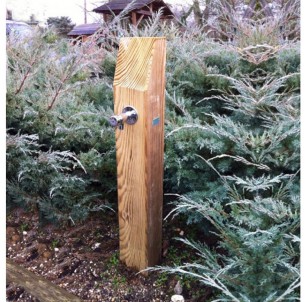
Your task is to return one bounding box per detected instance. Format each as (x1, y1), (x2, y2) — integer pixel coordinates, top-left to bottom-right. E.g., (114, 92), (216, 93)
(6, 207), (213, 302)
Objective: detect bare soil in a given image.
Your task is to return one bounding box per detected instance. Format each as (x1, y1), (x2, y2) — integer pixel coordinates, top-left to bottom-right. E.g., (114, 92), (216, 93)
(6, 208), (212, 302)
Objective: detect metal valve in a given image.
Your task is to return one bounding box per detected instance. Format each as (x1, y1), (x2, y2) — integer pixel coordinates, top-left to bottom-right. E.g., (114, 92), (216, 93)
(109, 106), (138, 130)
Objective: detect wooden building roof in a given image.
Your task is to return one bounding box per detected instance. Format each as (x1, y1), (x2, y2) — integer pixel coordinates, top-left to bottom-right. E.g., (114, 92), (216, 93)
(67, 23), (101, 36)
(93, 0), (173, 17)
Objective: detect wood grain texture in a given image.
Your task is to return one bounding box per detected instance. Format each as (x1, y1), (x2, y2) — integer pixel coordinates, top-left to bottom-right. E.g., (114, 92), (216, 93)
(113, 37), (166, 271)
(6, 258), (83, 302)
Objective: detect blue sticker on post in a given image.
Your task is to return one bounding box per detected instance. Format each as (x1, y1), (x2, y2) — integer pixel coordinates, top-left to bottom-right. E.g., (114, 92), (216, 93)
(152, 117), (160, 126)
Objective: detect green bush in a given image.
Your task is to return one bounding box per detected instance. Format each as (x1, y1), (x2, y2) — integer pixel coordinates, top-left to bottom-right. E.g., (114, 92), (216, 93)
(7, 10), (300, 300)
(6, 30), (116, 224)
(151, 3), (300, 300)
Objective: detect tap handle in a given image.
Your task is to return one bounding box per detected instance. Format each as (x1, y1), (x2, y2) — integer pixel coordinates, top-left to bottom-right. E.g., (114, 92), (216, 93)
(109, 106), (138, 130)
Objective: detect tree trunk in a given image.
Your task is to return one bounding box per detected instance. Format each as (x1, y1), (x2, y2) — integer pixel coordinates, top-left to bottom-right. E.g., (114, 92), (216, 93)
(6, 258), (82, 302)
(203, 0), (211, 23)
(193, 0), (203, 27)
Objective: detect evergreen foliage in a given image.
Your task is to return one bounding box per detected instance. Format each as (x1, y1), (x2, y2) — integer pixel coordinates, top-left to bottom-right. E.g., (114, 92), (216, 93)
(149, 1), (300, 301)
(6, 30), (116, 224)
(6, 2), (300, 299)
(152, 175), (300, 301)
(46, 17), (75, 36)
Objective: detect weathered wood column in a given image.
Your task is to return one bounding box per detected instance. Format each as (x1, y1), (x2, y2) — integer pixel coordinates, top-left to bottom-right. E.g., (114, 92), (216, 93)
(112, 37), (166, 271)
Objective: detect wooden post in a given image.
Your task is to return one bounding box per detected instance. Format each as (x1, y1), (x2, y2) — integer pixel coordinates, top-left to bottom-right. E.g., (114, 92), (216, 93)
(113, 37), (166, 272)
